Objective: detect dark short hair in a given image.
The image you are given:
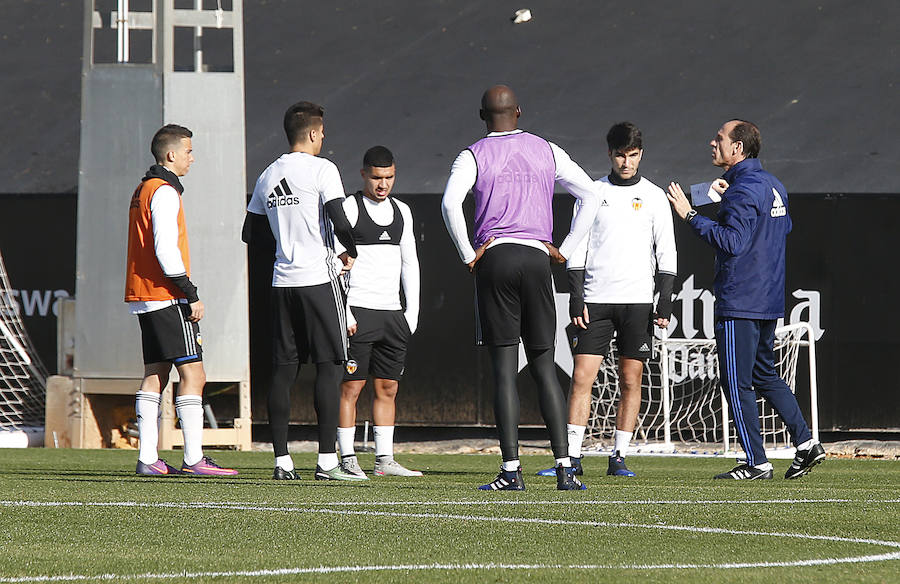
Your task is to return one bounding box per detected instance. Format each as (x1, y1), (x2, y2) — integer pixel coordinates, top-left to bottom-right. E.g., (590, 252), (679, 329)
(151, 124), (192, 163)
(363, 145), (394, 168)
(606, 122), (642, 152)
(729, 120), (761, 158)
(283, 101), (325, 145)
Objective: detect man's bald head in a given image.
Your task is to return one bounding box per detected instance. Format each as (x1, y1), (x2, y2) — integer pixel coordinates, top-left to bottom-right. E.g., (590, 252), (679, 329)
(479, 85), (520, 131)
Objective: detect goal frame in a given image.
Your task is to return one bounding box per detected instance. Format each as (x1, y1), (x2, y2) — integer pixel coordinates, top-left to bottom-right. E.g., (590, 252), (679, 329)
(588, 321), (819, 457)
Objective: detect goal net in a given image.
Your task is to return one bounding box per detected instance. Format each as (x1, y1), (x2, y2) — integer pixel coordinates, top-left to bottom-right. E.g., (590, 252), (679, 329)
(586, 323), (819, 457)
(0, 250), (49, 433)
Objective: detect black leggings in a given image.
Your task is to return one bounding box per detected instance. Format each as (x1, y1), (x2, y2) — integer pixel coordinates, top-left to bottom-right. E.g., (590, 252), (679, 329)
(268, 360), (343, 457)
(489, 345), (567, 461)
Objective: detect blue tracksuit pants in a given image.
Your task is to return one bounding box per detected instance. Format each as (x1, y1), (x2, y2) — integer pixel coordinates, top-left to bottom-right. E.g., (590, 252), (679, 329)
(715, 318), (812, 466)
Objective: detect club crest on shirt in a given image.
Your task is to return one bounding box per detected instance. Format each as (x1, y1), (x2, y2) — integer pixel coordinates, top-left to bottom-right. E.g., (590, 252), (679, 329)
(631, 197), (643, 211)
(346, 359), (358, 375)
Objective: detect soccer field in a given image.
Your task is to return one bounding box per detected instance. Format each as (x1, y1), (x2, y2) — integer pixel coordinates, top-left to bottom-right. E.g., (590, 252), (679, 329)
(0, 449), (897, 583)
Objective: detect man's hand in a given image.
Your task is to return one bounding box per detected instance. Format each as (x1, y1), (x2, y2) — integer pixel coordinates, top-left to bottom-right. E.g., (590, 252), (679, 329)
(572, 305), (590, 330)
(404, 312), (418, 335)
(187, 300), (204, 322)
(655, 317), (670, 329)
(467, 237), (495, 273)
(338, 252), (355, 274)
(543, 241), (566, 264)
(347, 323), (358, 336)
(712, 178), (729, 195)
(666, 182), (694, 220)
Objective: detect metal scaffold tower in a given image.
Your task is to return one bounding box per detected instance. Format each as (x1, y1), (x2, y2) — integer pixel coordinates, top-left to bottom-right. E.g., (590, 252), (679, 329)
(46, 0), (250, 450)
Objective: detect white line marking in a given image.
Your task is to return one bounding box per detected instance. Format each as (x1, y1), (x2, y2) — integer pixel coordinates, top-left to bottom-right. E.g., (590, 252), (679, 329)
(1, 500), (899, 549)
(3, 498), (899, 508)
(250, 498), (900, 506)
(3, 556), (900, 583)
(0, 499), (897, 582)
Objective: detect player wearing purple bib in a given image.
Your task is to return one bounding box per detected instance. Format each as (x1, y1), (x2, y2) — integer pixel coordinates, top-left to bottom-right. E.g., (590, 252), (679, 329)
(442, 85), (599, 491)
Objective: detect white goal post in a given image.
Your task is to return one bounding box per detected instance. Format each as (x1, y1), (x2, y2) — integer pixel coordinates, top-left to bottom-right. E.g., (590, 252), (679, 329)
(587, 322), (819, 458)
(0, 250), (49, 437)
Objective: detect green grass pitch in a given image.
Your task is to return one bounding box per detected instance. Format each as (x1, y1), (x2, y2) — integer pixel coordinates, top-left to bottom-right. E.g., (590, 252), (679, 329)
(0, 449), (897, 583)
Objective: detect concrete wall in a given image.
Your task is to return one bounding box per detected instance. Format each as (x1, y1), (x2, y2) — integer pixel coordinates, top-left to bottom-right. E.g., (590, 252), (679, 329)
(2, 1), (898, 195)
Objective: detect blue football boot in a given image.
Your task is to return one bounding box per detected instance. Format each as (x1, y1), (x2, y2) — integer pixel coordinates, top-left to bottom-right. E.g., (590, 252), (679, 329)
(478, 467), (525, 491)
(556, 464), (587, 490)
(537, 456), (582, 477)
(607, 452), (636, 477)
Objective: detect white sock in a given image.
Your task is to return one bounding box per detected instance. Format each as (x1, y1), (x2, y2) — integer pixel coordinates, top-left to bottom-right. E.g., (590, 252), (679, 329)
(337, 426), (356, 457)
(614, 429), (633, 456)
(275, 454), (294, 472)
(796, 438), (816, 451)
(555, 457), (572, 468)
(373, 425), (394, 458)
(567, 424), (586, 459)
(318, 452), (339, 470)
(502, 459), (520, 472)
(136, 391), (162, 465)
(755, 462), (773, 471)
(175, 395), (204, 466)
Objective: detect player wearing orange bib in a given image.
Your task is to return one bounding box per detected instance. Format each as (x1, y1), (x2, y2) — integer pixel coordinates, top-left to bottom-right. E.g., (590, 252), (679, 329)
(126, 124), (237, 477)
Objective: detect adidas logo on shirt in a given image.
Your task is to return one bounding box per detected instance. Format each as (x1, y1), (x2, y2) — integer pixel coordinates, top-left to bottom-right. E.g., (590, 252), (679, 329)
(600, 199), (609, 207)
(266, 178), (300, 208)
(771, 188), (786, 217)
(379, 231), (391, 241)
(639, 343), (650, 352)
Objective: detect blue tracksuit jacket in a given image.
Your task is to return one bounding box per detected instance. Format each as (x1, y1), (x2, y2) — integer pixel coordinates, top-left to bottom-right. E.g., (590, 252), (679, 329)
(688, 158), (792, 319)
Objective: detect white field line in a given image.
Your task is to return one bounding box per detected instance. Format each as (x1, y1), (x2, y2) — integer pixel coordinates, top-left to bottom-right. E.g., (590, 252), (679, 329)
(247, 498), (900, 506)
(2, 556), (900, 583)
(2, 500), (899, 548)
(0, 499), (897, 582)
(3, 498), (899, 507)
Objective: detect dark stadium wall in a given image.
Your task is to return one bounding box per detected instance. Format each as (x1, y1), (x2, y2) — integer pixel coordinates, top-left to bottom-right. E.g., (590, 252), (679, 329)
(243, 194), (897, 432)
(2, 1), (898, 431)
(0, 194), (77, 373)
(2, 194), (898, 431)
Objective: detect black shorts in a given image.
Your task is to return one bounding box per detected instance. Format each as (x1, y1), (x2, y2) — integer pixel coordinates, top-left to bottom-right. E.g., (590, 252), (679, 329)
(137, 303), (203, 365)
(344, 307), (411, 381)
(271, 282), (347, 365)
(474, 244), (556, 349)
(566, 303), (653, 360)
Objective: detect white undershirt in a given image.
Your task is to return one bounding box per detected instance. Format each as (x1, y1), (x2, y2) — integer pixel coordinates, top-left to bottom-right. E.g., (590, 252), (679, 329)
(441, 130), (600, 264)
(337, 195), (420, 333)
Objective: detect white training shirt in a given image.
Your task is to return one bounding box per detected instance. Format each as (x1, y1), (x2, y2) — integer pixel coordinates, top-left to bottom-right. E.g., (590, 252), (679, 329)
(128, 183), (188, 315)
(335, 195), (421, 333)
(567, 176), (677, 304)
(441, 130), (600, 264)
(248, 152), (346, 287)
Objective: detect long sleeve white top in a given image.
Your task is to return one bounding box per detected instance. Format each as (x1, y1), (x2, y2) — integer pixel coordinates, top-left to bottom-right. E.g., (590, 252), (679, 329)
(441, 130), (600, 264)
(567, 176), (677, 303)
(336, 195), (420, 333)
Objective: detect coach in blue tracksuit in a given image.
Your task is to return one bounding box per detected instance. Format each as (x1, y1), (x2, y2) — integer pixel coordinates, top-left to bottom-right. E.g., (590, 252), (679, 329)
(666, 120), (825, 480)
